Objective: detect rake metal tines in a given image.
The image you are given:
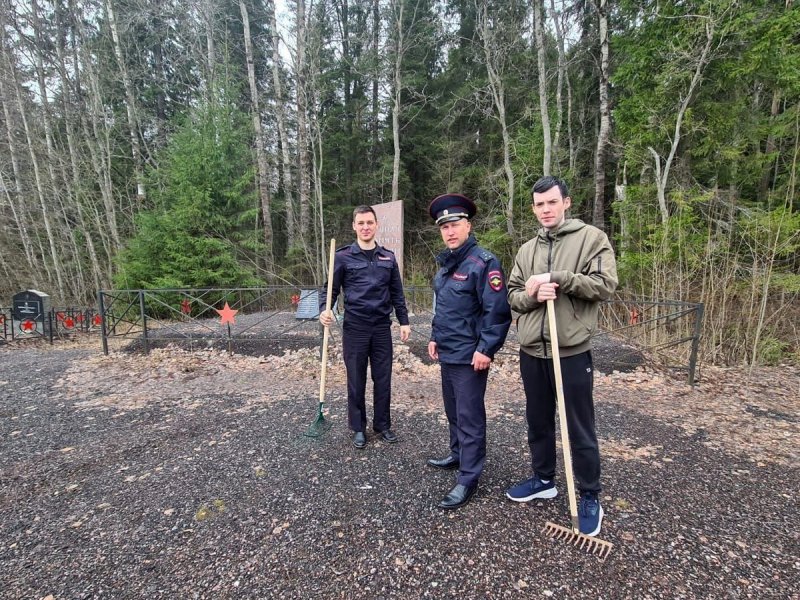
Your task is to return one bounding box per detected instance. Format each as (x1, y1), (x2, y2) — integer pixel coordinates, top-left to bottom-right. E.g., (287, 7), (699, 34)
(543, 521), (614, 560)
(303, 405), (332, 438)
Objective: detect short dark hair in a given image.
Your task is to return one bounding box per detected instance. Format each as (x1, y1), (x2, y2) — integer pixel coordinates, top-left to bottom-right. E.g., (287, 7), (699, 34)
(532, 176), (569, 200)
(352, 205), (377, 221)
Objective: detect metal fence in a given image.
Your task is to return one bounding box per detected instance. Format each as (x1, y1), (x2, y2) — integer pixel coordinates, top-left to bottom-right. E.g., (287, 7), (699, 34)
(97, 287), (703, 384)
(0, 306), (104, 344)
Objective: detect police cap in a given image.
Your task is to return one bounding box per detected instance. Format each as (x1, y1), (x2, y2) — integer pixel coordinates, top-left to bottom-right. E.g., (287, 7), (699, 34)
(428, 193), (477, 226)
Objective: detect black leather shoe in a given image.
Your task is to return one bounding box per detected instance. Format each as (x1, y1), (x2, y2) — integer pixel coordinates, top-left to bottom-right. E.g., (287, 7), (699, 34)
(352, 431), (366, 449)
(437, 484), (477, 510)
(427, 455), (459, 470)
(379, 429), (398, 443)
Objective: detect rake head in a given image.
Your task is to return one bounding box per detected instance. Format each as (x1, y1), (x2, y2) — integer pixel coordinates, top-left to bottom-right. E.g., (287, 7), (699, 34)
(543, 521), (614, 560)
(303, 404), (332, 438)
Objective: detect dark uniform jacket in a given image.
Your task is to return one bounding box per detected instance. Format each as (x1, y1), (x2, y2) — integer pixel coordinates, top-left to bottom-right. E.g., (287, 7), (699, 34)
(321, 242), (409, 329)
(431, 235), (512, 364)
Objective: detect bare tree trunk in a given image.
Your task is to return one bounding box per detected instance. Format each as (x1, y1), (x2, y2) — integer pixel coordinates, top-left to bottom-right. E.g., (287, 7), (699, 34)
(240, 0), (275, 277)
(201, 0), (216, 93)
(549, 0), (566, 172)
(30, 0), (89, 299)
(8, 52), (64, 296)
(72, 0), (121, 253)
(335, 0), (354, 198)
(759, 89), (781, 198)
(105, 0), (146, 200)
(372, 0), (380, 174)
(615, 162), (628, 257)
(533, 0), (551, 176)
(592, 0), (610, 230)
(0, 76), (38, 274)
(55, 0), (103, 294)
(295, 0), (312, 243)
(648, 20), (715, 225)
(266, 0), (296, 252)
(567, 68), (576, 174)
(478, 0), (515, 236)
(390, 0), (404, 203)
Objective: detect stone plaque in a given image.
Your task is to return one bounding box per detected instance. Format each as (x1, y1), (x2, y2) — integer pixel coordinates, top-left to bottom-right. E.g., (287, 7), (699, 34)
(372, 200), (404, 278)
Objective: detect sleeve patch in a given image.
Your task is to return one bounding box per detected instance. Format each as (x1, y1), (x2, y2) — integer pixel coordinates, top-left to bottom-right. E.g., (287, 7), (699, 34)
(488, 270), (503, 292)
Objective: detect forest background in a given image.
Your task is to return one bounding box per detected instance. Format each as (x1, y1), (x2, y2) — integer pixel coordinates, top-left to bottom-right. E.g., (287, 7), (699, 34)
(0, 0), (798, 366)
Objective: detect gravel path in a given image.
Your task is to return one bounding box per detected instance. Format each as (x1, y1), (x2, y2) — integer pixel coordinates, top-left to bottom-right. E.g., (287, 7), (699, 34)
(0, 340), (798, 599)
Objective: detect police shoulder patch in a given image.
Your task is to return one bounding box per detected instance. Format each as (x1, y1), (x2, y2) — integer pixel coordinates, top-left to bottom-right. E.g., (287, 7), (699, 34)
(488, 270), (503, 292)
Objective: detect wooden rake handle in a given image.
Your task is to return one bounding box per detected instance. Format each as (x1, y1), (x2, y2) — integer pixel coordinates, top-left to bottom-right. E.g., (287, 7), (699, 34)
(546, 298), (580, 533)
(318, 238), (336, 405)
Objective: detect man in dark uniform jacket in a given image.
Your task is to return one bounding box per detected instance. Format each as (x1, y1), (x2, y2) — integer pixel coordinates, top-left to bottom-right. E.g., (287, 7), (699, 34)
(426, 193), (512, 509)
(320, 205), (411, 449)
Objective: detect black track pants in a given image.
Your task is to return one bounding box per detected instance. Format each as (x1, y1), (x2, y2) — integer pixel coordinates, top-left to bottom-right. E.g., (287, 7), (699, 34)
(519, 350), (601, 493)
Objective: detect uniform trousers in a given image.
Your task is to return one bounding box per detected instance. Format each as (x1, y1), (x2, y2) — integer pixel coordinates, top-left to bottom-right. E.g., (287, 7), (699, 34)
(440, 362), (489, 489)
(519, 350), (601, 493)
(342, 321), (393, 433)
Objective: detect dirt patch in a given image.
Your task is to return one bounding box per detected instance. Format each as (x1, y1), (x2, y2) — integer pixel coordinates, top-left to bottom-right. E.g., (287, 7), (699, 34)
(1, 341), (798, 599)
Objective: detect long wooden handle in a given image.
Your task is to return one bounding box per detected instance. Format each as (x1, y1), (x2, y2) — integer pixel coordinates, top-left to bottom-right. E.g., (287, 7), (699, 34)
(547, 298), (580, 533)
(318, 239), (336, 404)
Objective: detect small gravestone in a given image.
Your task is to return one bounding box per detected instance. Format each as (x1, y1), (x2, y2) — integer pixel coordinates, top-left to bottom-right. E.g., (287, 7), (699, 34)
(12, 289), (52, 336)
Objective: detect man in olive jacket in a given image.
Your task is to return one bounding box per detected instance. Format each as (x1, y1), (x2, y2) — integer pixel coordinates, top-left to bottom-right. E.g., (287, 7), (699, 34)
(505, 176), (618, 537)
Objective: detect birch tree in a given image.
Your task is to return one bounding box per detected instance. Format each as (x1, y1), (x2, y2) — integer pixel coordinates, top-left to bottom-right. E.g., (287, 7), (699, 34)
(476, 0), (521, 236)
(240, 0), (275, 275)
(533, 0), (551, 176)
(266, 0), (296, 252)
(104, 0), (146, 200)
(648, 18), (716, 224)
(592, 0), (610, 229)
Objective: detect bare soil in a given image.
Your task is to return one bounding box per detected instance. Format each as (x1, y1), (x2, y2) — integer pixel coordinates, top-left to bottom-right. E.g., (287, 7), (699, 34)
(0, 330), (798, 599)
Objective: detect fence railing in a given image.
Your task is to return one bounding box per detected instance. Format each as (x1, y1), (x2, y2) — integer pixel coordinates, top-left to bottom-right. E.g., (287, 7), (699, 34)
(96, 287), (703, 384)
(0, 307), (104, 344)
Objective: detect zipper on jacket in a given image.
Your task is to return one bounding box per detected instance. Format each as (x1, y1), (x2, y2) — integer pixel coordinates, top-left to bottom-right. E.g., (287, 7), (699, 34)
(541, 232), (555, 358)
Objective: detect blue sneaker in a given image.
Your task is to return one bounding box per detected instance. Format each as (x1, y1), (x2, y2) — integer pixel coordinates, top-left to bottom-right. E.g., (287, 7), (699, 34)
(578, 491), (604, 536)
(505, 476), (557, 502)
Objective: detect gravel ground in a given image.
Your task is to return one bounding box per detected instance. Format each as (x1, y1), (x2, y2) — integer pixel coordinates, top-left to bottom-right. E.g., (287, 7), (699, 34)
(0, 336), (798, 599)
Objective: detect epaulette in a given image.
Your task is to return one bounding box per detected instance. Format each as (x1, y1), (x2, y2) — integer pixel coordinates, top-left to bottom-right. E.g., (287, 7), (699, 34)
(470, 247), (492, 263)
(379, 245), (396, 255)
(336, 244), (351, 252)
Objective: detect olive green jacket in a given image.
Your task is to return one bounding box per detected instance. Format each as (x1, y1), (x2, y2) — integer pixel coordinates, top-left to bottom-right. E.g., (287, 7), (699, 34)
(508, 219), (618, 358)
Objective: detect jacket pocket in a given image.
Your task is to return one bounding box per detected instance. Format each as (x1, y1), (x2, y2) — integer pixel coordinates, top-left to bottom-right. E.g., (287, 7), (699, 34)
(516, 310), (543, 347)
(556, 299), (593, 348)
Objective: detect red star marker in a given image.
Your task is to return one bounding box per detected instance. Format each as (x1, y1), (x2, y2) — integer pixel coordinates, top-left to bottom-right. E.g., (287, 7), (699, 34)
(21, 319), (36, 332)
(215, 302), (238, 326)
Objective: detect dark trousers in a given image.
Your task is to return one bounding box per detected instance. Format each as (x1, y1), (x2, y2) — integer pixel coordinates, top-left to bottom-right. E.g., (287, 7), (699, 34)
(342, 322), (393, 433)
(440, 362), (489, 488)
(519, 350), (601, 493)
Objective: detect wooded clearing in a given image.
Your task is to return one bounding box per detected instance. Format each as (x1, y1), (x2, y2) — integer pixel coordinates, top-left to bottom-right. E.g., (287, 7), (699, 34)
(0, 0), (798, 365)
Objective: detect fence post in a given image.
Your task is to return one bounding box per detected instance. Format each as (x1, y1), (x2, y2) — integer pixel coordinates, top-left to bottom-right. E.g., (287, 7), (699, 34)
(688, 303), (704, 385)
(99, 291), (109, 355)
(139, 290), (150, 354)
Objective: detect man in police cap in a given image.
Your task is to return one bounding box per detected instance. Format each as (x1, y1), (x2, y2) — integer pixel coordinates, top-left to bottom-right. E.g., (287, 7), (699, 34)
(320, 205), (411, 449)
(426, 193), (512, 509)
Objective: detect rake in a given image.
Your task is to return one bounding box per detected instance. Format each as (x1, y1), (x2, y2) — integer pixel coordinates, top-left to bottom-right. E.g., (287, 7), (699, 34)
(542, 298), (614, 560)
(304, 238), (336, 438)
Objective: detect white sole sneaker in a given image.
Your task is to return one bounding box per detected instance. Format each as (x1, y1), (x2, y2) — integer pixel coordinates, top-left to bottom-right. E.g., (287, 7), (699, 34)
(581, 505), (604, 537)
(505, 486), (558, 502)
